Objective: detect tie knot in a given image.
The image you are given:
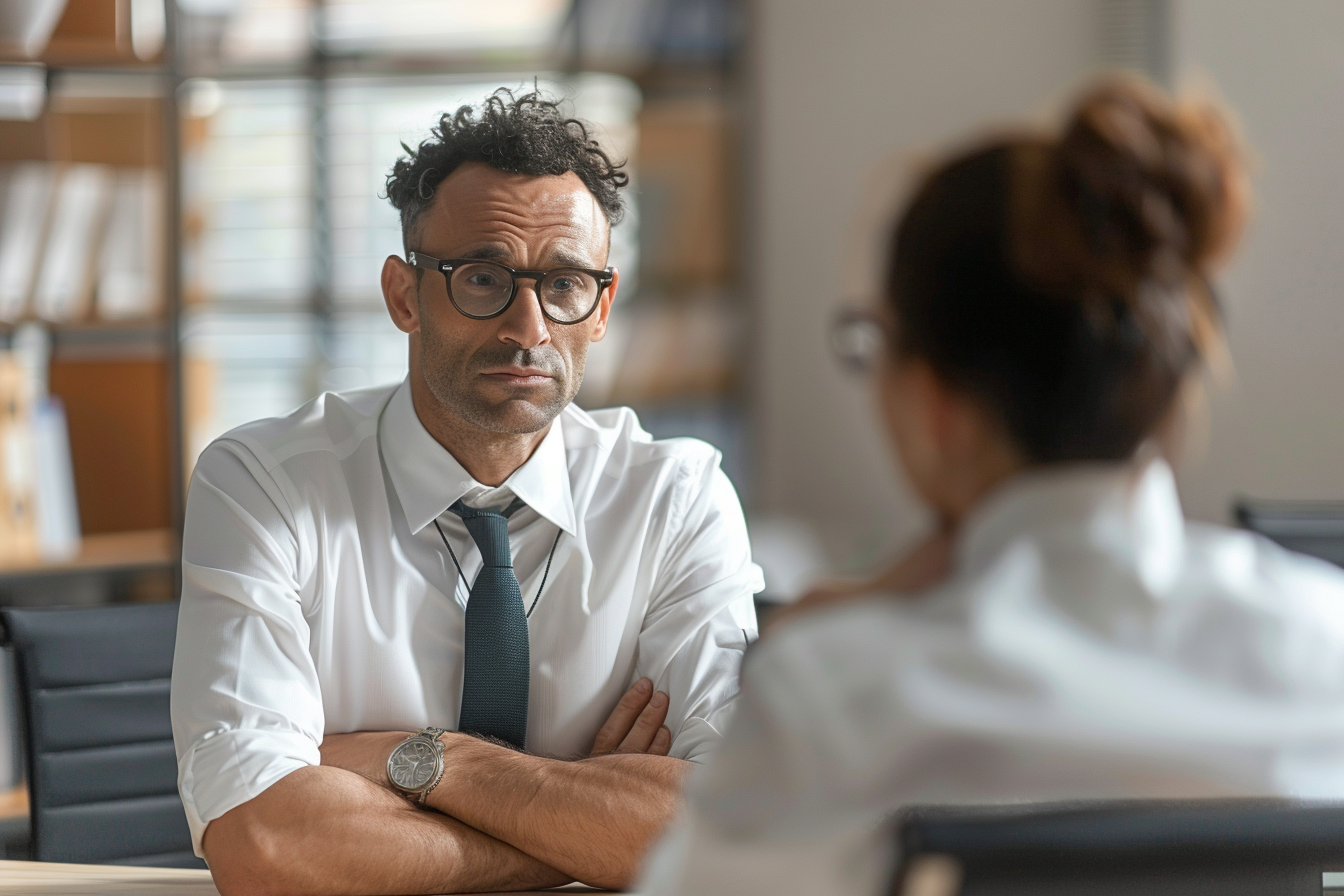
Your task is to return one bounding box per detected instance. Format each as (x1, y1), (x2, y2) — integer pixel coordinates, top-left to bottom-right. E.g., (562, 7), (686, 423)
(449, 498), (526, 568)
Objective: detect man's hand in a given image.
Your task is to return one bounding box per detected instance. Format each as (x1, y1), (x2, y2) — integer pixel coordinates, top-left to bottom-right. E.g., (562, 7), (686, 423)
(590, 677), (672, 756)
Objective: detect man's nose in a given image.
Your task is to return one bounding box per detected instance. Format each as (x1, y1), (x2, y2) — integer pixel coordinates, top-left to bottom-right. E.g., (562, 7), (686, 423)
(496, 280), (551, 349)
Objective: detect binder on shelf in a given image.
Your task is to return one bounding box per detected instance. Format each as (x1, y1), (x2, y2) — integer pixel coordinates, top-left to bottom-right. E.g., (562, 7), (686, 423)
(32, 394), (80, 560)
(97, 167), (163, 319)
(0, 0), (70, 59)
(0, 64), (47, 121)
(30, 162), (113, 322)
(0, 353), (40, 567)
(4, 324), (79, 563)
(0, 162), (57, 322)
(42, 0), (165, 64)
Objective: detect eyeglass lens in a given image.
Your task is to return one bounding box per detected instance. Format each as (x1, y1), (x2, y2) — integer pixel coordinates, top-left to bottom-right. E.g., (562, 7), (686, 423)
(830, 314), (886, 374)
(449, 261), (600, 321)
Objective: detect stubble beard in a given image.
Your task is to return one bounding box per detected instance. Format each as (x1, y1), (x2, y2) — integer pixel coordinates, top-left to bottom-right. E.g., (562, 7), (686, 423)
(419, 327), (586, 435)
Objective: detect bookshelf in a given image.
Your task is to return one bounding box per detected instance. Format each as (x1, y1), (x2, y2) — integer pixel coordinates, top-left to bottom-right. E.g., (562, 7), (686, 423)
(0, 0), (186, 819)
(0, 0), (183, 599)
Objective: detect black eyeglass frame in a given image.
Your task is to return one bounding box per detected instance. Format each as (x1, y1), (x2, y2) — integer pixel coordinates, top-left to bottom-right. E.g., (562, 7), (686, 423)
(408, 251), (615, 324)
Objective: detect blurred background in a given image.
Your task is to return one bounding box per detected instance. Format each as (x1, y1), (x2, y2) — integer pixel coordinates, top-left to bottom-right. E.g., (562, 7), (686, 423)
(1, 0), (1344, 840)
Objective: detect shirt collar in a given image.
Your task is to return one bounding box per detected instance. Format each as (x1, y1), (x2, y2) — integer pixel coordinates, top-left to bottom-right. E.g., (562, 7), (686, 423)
(379, 378), (577, 536)
(955, 454), (1186, 589)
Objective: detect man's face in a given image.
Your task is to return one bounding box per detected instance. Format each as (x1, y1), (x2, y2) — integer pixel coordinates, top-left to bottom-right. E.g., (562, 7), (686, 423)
(384, 163), (617, 435)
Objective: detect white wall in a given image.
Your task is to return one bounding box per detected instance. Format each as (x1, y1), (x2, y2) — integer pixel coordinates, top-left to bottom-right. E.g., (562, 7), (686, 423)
(750, 0), (1102, 566)
(1172, 1), (1344, 522)
(753, 0), (1344, 567)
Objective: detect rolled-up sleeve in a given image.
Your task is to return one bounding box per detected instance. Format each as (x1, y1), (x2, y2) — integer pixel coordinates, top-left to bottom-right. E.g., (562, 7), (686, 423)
(172, 440), (324, 856)
(637, 449), (764, 762)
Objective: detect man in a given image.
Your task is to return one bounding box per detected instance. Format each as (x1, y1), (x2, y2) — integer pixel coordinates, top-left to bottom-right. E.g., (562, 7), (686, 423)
(171, 89), (761, 896)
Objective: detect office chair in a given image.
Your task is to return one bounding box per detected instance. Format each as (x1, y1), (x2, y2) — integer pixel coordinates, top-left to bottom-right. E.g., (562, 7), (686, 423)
(1, 602), (205, 868)
(890, 799), (1344, 896)
(1235, 499), (1344, 568)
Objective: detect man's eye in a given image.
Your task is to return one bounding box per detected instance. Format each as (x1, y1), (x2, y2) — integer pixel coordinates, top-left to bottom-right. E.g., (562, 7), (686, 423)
(550, 276), (576, 292)
(468, 273), (500, 288)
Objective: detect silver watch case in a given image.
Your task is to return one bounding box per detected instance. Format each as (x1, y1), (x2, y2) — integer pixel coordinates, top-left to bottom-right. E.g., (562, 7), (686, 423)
(386, 727), (447, 803)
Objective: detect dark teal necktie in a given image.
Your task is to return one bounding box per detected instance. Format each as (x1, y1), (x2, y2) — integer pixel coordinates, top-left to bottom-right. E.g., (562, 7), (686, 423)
(449, 497), (529, 749)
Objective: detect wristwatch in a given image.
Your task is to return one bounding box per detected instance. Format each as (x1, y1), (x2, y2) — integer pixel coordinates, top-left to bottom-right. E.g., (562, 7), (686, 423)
(386, 727), (447, 803)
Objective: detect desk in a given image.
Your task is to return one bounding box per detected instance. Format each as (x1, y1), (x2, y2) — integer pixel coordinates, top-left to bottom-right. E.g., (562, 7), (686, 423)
(0, 861), (617, 895)
(0, 860), (218, 894)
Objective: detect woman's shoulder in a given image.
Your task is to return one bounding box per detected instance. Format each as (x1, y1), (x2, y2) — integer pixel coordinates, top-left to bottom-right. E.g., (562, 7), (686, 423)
(1178, 520), (1344, 631)
(1184, 519), (1344, 587)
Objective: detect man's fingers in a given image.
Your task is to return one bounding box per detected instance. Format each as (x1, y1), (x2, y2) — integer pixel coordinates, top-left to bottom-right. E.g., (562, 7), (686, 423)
(617, 690), (669, 754)
(590, 678), (653, 756)
(648, 725), (672, 756)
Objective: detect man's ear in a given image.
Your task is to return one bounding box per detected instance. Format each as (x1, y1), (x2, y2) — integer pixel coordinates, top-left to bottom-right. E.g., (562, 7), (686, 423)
(382, 255), (420, 334)
(588, 267), (619, 343)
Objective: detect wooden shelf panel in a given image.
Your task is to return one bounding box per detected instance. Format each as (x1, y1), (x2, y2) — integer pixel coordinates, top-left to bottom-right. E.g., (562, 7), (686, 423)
(0, 787), (27, 821)
(0, 529), (175, 578)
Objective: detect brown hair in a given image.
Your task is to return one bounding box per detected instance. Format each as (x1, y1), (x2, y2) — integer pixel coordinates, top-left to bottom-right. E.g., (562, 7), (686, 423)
(886, 77), (1249, 463)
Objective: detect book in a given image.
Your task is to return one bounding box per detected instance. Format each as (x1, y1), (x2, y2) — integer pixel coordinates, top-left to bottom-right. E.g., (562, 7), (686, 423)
(97, 168), (164, 319)
(0, 0), (69, 59)
(32, 395), (80, 560)
(31, 163), (114, 322)
(0, 162), (57, 322)
(0, 352), (40, 567)
(0, 64), (46, 121)
(6, 322), (78, 561)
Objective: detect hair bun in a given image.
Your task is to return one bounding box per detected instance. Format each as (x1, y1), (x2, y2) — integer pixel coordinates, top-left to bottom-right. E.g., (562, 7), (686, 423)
(1054, 77), (1249, 281)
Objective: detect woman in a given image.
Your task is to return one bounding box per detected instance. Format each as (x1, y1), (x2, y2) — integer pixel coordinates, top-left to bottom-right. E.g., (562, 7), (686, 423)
(639, 78), (1344, 896)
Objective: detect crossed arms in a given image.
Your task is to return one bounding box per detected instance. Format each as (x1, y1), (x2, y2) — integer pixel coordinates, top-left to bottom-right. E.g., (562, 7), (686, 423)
(203, 678), (688, 895)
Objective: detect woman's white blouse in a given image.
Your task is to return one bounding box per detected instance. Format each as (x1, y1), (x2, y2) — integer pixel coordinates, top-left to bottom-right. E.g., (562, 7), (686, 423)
(171, 379), (762, 854)
(641, 458), (1344, 896)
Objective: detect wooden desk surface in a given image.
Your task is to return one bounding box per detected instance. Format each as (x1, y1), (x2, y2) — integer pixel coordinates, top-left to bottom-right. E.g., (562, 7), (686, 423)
(0, 861), (617, 895)
(0, 860), (218, 894)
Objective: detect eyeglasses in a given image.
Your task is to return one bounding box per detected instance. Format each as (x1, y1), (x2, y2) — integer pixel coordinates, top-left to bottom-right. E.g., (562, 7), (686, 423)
(408, 252), (614, 324)
(830, 307), (889, 374)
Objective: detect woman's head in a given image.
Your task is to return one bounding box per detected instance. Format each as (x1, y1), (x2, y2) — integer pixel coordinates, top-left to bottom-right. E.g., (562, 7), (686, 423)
(881, 77), (1250, 521)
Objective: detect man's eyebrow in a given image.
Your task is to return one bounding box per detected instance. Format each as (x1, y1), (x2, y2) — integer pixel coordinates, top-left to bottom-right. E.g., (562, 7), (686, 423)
(457, 246), (599, 269)
(457, 246), (512, 261)
(548, 250), (596, 268)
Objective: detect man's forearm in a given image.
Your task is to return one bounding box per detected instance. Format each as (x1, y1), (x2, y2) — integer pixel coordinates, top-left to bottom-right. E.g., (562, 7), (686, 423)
(202, 764), (571, 896)
(427, 736), (691, 889)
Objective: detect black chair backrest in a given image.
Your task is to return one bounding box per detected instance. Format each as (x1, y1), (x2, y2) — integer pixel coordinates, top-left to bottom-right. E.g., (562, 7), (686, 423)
(891, 799), (1344, 896)
(1, 602), (204, 868)
(1235, 499), (1344, 568)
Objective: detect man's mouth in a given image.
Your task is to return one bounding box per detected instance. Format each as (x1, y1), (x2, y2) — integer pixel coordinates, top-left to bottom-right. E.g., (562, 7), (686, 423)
(480, 366), (555, 386)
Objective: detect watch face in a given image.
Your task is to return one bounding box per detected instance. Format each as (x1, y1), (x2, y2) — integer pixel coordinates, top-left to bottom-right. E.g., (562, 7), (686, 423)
(389, 739), (438, 791)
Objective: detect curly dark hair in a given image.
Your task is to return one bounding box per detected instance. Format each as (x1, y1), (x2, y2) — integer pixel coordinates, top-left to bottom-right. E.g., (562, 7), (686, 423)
(384, 88), (629, 250)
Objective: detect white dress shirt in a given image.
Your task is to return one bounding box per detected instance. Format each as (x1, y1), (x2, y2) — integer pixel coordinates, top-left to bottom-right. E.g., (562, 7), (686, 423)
(171, 379), (762, 854)
(641, 458), (1344, 896)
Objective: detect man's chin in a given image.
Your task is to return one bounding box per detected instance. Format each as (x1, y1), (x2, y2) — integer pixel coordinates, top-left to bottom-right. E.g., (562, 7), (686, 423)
(465, 395), (567, 435)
